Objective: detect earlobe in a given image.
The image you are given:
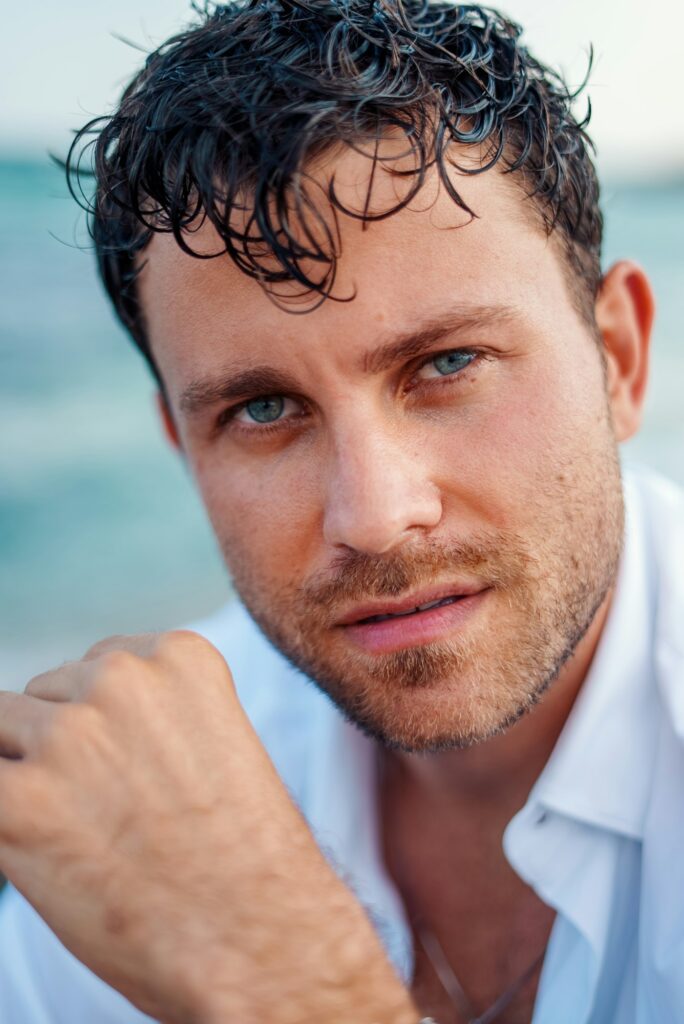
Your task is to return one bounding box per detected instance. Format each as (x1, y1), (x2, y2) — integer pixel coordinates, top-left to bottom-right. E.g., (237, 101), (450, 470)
(156, 392), (183, 452)
(594, 261), (655, 443)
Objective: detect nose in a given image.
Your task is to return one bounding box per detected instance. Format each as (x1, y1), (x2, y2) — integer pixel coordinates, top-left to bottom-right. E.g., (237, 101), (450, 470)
(322, 417), (443, 555)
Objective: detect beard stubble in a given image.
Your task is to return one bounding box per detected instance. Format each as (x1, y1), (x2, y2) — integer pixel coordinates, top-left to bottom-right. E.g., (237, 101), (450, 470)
(217, 435), (625, 753)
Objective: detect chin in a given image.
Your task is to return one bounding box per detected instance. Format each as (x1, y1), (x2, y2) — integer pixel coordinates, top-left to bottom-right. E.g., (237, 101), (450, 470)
(332, 674), (541, 754)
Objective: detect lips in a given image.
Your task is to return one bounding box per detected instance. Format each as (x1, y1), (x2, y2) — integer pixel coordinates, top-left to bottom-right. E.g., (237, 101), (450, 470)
(337, 582), (486, 627)
(338, 586), (490, 656)
(358, 594), (462, 624)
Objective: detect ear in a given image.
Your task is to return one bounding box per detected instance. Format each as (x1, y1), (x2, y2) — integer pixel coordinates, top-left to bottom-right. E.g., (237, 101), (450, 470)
(594, 260), (655, 443)
(155, 391), (183, 452)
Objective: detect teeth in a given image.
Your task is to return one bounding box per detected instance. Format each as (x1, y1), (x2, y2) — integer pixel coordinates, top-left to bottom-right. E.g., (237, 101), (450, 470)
(363, 595), (459, 624)
(416, 597), (451, 612)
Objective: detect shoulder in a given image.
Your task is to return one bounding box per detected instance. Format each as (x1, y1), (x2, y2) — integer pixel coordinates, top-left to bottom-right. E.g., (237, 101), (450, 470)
(625, 464), (684, 715)
(628, 469), (684, 1013)
(626, 464), (684, 638)
(627, 464), (684, 648)
(625, 463), (684, 552)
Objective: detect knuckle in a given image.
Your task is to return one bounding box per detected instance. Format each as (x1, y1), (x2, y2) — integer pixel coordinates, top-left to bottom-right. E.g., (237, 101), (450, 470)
(88, 649), (147, 704)
(96, 647), (143, 688)
(24, 672), (49, 697)
(156, 629), (208, 656)
(84, 635), (128, 660)
(24, 661), (73, 698)
(97, 648), (141, 677)
(158, 631), (235, 686)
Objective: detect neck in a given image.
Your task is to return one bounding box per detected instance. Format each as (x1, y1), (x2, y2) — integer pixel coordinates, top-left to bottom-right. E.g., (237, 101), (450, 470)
(379, 592), (612, 817)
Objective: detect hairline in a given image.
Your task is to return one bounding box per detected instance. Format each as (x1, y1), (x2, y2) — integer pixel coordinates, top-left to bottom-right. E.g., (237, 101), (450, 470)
(136, 158), (601, 399)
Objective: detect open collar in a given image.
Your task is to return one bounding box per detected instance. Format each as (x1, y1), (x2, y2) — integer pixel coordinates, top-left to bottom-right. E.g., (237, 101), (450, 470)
(519, 469), (659, 843)
(302, 469), (661, 996)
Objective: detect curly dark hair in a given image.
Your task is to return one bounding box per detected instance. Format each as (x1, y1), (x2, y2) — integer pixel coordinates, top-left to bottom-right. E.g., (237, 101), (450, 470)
(66, 0), (602, 384)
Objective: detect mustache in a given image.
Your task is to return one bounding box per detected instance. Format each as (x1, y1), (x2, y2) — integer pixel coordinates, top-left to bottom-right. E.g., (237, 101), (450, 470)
(302, 534), (529, 613)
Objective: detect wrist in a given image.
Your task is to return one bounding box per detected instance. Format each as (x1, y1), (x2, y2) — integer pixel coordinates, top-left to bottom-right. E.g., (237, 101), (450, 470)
(186, 899), (419, 1024)
(196, 976), (418, 1024)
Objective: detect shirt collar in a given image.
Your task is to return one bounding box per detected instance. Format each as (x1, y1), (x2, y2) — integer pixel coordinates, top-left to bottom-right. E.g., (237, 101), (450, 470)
(302, 467), (660, 988)
(521, 468), (660, 842)
(503, 468), (661, 1024)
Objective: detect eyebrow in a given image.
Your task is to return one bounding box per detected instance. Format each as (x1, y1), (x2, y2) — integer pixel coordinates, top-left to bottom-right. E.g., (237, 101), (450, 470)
(362, 302), (521, 375)
(179, 366), (302, 416)
(178, 302), (520, 417)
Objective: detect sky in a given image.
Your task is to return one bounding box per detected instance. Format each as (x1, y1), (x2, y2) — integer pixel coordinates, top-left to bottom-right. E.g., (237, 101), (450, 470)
(1, 0), (683, 177)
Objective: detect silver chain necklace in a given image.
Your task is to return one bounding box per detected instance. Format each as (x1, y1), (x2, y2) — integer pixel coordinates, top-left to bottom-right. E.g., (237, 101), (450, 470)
(415, 922), (546, 1024)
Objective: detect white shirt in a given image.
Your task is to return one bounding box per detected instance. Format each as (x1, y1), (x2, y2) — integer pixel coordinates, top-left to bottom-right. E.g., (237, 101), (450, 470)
(0, 464), (682, 1024)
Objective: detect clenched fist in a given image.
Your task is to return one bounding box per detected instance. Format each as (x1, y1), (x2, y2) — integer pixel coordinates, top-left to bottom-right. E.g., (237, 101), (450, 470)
(0, 632), (417, 1024)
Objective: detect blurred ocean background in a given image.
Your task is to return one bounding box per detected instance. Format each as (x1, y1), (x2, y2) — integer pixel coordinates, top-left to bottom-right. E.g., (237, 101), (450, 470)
(1, 156), (683, 691)
(0, 158), (232, 690)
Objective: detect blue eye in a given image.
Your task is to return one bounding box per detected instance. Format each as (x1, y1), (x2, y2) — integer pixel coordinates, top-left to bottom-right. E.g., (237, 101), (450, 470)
(245, 396), (285, 423)
(432, 351), (475, 376)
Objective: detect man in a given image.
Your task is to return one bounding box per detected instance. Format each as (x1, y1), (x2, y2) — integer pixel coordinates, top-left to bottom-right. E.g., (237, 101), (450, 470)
(0, 1), (681, 1022)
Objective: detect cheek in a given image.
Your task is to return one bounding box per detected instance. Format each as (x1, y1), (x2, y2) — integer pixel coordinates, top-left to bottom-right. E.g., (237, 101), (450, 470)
(433, 349), (610, 533)
(191, 448), (323, 583)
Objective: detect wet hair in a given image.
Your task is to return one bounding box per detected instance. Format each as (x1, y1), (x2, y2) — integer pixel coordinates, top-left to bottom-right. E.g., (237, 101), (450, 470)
(66, 0), (602, 384)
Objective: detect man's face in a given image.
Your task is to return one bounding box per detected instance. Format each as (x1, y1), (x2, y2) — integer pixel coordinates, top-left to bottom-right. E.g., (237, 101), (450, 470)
(139, 149), (624, 752)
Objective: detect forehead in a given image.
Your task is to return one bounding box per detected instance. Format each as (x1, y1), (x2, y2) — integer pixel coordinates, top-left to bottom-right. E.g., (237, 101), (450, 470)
(137, 147), (572, 390)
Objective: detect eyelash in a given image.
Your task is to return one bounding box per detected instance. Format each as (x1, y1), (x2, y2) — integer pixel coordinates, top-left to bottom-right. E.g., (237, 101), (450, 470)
(217, 347), (482, 436)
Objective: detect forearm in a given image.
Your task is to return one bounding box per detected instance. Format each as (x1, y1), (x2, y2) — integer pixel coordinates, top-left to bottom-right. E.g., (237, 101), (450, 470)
(186, 880), (419, 1024)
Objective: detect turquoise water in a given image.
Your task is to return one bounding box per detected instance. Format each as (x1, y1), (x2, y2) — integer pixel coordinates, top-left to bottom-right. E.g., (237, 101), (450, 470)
(1, 158), (683, 688)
